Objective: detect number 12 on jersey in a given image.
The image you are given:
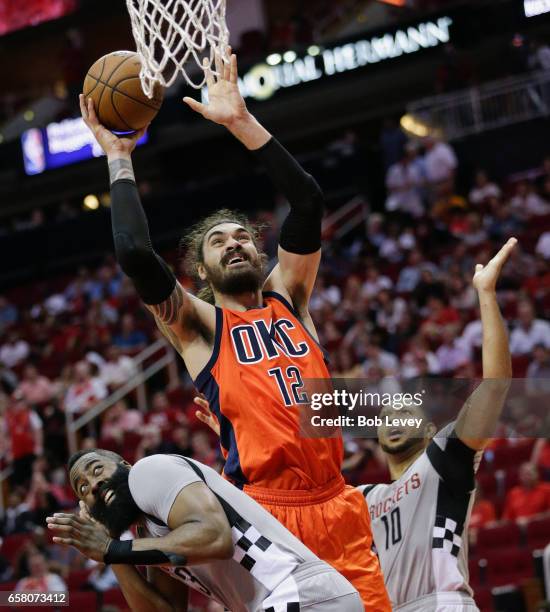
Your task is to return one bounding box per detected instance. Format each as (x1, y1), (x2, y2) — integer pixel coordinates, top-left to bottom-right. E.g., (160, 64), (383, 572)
(268, 366), (309, 407)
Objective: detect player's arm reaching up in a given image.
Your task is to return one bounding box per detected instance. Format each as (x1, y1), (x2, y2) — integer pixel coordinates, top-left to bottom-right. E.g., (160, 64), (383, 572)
(79, 95), (216, 380)
(184, 49), (323, 325)
(454, 237), (517, 450)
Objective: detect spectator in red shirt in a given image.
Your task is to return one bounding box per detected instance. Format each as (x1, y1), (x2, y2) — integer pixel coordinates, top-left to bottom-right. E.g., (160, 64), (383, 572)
(502, 462), (550, 524)
(17, 365), (54, 406)
(4, 392), (43, 486)
(420, 295), (460, 341)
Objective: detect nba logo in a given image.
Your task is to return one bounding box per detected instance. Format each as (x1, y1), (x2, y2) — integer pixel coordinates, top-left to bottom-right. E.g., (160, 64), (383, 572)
(22, 128), (46, 175)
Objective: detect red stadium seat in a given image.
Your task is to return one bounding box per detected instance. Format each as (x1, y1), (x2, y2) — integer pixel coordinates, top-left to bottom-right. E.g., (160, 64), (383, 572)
(525, 516), (550, 551)
(473, 586), (494, 612)
(0, 581), (18, 591)
(66, 568), (93, 591)
(0, 533), (33, 562)
(511, 355), (530, 378)
(476, 522), (522, 555)
(490, 441), (534, 471)
(476, 472), (498, 497)
(483, 548), (534, 587)
(504, 468), (520, 489)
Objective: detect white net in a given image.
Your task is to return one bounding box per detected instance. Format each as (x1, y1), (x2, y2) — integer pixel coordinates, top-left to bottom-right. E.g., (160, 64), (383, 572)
(125, 0), (230, 97)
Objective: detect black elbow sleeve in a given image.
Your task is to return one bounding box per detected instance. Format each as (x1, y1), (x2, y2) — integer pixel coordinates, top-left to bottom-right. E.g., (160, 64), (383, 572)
(279, 206), (323, 255)
(279, 172), (324, 255)
(251, 139), (324, 254)
(113, 232), (153, 277)
(114, 232), (176, 305)
(252, 138), (325, 215)
(111, 179), (177, 305)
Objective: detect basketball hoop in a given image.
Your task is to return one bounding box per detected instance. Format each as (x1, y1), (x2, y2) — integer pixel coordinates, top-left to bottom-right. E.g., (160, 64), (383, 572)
(125, 0), (230, 97)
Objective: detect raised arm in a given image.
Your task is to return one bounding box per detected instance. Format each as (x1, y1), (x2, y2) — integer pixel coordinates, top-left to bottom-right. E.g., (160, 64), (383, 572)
(454, 238), (517, 450)
(183, 49), (323, 315)
(79, 96), (215, 378)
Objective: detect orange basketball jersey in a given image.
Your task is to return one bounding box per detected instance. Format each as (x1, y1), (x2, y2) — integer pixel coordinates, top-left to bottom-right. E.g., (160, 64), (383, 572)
(194, 291), (343, 490)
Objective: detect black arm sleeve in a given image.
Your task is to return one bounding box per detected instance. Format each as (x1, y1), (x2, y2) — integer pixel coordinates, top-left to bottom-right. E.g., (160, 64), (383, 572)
(104, 539), (187, 566)
(111, 179), (176, 305)
(251, 137), (323, 255)
(426, 430), (478, 493)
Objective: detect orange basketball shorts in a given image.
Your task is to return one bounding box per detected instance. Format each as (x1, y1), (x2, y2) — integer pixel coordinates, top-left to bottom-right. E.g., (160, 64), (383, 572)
(244, 476), (390, 611)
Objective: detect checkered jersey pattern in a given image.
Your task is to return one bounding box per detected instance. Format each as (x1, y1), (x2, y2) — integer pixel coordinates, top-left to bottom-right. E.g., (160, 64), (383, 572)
(432, 515), (463, 557)
(233, 517), (273, 571)
(265, 604), (300, 612)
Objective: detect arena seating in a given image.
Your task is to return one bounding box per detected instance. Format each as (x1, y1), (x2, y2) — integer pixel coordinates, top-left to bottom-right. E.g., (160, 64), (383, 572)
(483, 548), (535, 588)
(526, 517), (550, 552)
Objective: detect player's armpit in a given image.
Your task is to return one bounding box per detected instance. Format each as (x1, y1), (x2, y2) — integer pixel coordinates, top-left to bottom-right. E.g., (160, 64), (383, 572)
(147, 567), (189, 612)
(264, 253), (321, 318)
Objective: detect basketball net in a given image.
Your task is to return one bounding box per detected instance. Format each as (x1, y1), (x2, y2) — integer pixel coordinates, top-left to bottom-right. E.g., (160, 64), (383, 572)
(125, 0), (230, 97)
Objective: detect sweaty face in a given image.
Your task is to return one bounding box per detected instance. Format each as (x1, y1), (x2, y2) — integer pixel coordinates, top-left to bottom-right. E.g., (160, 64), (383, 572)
(377, 405), (430, 456)
(201, 223), (264, 296)
(71, 453), (141, 537)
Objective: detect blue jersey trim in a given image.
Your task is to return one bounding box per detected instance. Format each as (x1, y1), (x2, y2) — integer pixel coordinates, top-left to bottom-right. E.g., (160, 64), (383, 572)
(200, 373), (248, 488)
(194, 307), (223, 391)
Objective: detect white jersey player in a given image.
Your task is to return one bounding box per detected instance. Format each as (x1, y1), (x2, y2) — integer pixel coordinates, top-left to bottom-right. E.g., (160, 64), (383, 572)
(48, 451), (362, 612)
(358, 238), (517, 611)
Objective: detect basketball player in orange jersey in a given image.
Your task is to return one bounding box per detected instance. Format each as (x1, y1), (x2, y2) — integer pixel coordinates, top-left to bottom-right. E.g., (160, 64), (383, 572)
(79, 47), (390, 610)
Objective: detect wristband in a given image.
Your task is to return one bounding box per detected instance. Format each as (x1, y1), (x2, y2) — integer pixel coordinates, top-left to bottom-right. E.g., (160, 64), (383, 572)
(104, 539), (187, 566)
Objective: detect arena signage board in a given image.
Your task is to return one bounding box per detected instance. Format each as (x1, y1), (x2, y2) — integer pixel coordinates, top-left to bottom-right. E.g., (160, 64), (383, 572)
(21, 117), (147, 175)
(524, 0), (550, 17)
(202, 16), (453, 102)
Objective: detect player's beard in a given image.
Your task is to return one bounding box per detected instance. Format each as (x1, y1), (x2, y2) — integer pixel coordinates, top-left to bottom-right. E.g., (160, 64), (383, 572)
(89, 465), (141, 537)
(380, 435), (424, 456)
(205, 250), (264, 296)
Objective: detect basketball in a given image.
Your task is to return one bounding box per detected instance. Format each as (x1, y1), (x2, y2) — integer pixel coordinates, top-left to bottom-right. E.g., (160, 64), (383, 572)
(83, 50), (164, 132)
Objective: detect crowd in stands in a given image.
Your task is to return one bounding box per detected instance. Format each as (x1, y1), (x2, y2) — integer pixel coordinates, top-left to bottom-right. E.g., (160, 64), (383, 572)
(0, 124), (548, 609)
